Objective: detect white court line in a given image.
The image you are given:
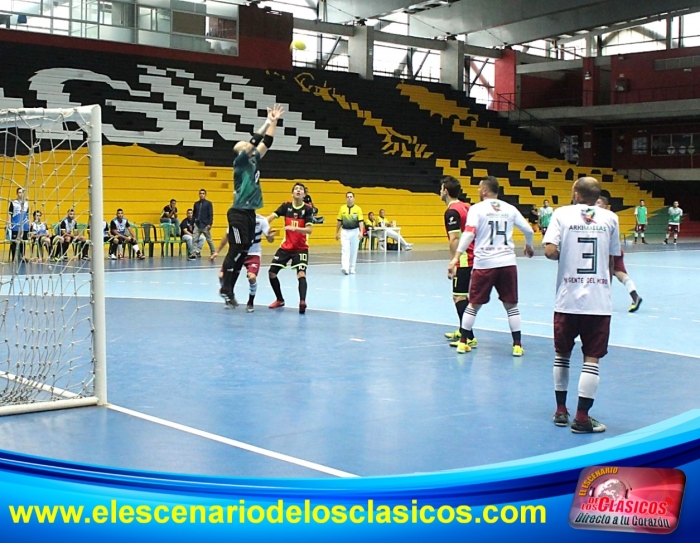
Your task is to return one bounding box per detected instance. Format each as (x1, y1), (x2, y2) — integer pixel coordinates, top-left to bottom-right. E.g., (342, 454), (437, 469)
(105, 295), (700, 361)
(107, 404), (357, 478)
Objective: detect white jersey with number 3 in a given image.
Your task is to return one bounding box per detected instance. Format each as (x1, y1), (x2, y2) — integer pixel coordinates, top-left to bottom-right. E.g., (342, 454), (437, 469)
(543, 204), (621, 315)
(466, 198), (533, 269)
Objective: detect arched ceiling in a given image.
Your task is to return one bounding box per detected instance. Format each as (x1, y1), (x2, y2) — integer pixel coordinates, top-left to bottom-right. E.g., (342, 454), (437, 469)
(296, 0), (700, 47)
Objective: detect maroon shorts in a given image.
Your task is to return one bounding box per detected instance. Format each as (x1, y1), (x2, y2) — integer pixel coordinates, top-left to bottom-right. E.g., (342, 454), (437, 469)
(636, 224), (646, 233)
(613, 255), (626, 274)
(667, 224), (680, 234)
(469, 265), (518, 305)
(554, 312), (611, 359)
(244, 254), (261, 276)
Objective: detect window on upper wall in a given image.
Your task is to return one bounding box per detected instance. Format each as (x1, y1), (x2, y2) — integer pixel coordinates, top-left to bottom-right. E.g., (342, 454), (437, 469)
(651, 133), (700, 156)
(631, 136), (648, 155)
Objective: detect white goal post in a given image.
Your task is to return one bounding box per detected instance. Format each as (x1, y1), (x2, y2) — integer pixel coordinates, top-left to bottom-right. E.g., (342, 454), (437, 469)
(0, 105), (107, 416)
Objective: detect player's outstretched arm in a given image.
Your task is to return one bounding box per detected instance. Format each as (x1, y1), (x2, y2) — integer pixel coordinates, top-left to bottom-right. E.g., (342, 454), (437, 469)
(210, 233), (229, 261)
(257, 104), (285, 159)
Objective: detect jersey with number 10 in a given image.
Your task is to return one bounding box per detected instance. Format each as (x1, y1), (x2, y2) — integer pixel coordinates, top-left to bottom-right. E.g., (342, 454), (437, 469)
(543, 204), (621, 315)
(466, 198), (532, 270)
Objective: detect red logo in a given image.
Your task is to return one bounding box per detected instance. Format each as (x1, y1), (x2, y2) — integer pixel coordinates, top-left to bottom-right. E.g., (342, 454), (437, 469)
(569, 466), (685, 534)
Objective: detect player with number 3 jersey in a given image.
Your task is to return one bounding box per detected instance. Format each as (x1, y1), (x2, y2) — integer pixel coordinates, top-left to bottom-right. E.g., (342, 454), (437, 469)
(543, 176), (621, 435)
(448, 176), (534, 356)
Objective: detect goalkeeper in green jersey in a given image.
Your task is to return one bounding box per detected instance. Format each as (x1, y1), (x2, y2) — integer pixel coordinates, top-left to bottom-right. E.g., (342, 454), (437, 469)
(664, 201), (683, 245)
(219, 103), (285, 307)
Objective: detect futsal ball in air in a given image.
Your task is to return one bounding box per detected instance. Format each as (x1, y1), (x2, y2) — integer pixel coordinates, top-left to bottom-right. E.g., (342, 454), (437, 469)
(290, 40), (306, 51)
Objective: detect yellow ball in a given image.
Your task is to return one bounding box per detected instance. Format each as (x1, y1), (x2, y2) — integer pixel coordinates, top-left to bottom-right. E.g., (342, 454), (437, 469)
(290, 40), (306, 51)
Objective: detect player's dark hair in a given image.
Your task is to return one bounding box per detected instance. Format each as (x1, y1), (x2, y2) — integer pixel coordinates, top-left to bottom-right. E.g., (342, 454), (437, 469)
(597, 195), (609, 206)
(116, 208), (123, 213)
(293, 182), (305, 192)
(346, 191), (354, 197)
(441, 176), (461, 198)
(481, 176), (500, 196)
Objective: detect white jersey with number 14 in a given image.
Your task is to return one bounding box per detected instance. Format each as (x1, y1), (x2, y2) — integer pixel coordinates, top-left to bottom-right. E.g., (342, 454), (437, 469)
(466, 198), (534, 270)
(543, 204), (621, 315)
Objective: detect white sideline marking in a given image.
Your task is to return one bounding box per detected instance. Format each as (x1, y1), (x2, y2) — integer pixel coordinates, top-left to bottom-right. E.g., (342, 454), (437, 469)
(350, 338), (365, 342)
(107, 404), (357, 478)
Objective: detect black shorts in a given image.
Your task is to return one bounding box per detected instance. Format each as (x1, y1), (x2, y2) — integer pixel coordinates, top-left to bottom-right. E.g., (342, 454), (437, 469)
(226, 208), (256, 249)
(452, 266), (472, 297)
(270, 249), (309, 272)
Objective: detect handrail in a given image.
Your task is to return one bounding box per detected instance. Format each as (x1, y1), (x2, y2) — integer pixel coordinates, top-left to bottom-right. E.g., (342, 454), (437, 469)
(491, 93), (564, 158)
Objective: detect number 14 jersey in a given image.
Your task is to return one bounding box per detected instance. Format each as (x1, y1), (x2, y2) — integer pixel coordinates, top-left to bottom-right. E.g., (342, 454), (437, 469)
(466, 198), (533, 270)
(543, 204), (621, 315)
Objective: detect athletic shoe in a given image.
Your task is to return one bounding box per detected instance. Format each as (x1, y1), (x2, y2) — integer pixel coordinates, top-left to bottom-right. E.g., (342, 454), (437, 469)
(196, 252), (202, 257)
(664, 239), (668, 244)
(553, 410), (570, 427)
(444, 329), (460, 340)
(466, 338), (478, 349)
(225, 297), (239, 309)
(341, 269), (349, 275)
(349, 268), (356, 274)
(188, 254), (196, 261)
(82, 256), (91, 261)
(642, 239), (648, 244)
(629, 296), (643, 313)
(571, 417), (606, 434)
(269, 300), (285, 309)
(299, 301), (307, 314)
(136, 253), (146, 260)
(512, 345), (524, 357)
(403, 244), (413, 251)
(674, 240), (677, 244)
(456, 341), (471, 354)
(246, 303), (255, 313)
(633, 238), (637, 244)
(108, 254), (117, 260)
(219, 287), (233, 304)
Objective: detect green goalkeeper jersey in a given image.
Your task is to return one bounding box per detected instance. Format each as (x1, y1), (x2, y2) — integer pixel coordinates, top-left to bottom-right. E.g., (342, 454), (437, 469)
(635, 206), (647, 224)
(232, 149), (263, 210)
(668, 207), (683, 225)
(539, 206), (553, 227)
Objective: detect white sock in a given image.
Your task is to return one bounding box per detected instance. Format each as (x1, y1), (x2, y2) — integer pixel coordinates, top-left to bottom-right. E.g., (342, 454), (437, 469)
(506, 307), (521, 333)
(460, 306), (477, 332)
(622, 276), (636, 295)
(578, 362), (600, 399)
(554, 356), (570, 391)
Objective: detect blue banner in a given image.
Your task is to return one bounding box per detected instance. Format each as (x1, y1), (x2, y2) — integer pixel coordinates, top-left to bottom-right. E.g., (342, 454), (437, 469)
(2, 410), (699, 542)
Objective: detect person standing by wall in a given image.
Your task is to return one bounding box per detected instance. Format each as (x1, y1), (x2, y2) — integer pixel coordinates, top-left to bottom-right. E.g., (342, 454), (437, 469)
(192, 189), (215, 257)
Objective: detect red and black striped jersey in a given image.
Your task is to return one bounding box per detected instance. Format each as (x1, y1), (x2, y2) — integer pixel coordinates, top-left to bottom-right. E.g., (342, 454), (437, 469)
(445, 200), (474, 268)
(274, 202), (314, 252)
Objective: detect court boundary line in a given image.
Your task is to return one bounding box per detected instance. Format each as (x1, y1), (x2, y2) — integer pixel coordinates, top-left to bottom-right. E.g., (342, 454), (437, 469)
(103, 295), (700, 360)
(106, 404), (357, 478)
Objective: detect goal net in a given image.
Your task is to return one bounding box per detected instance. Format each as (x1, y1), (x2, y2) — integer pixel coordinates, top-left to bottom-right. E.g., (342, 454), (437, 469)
(0, 106), (107, 416)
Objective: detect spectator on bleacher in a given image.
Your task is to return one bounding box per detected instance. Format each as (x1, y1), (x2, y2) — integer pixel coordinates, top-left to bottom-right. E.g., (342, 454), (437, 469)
(8, 187), (29, 262)
(54, 208), (90, 261)
(376, 208), (413, 250)
(303, 186), (324, 224)
(181, 208), (203, 261)
(29, 210), (52, 262)
(362, 211), (377, 249)
(109, 208), (145, 260)
(528, 205), (539, 232)
(335, 191), (364, 274)
(192, 188), (215, 257)
(160, 199), (180, 236)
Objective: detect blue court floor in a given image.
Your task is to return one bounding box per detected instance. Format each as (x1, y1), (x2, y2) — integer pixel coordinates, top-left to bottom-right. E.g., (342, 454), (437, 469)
(1, 242), (699, 478)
